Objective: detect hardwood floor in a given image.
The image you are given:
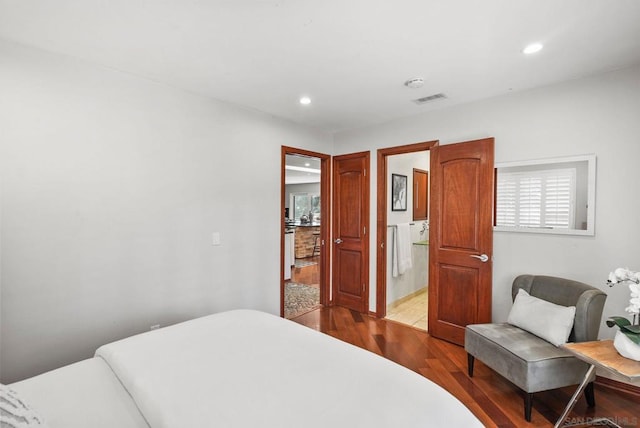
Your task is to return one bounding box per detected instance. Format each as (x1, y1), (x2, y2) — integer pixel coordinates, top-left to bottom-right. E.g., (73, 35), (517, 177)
(292, 306), (640, 428)
(289, 256), (320, 287)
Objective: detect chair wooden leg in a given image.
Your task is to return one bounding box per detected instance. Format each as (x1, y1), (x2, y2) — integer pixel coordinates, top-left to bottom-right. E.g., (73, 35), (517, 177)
(524, 393), (533, 422)
(584, 382), (595, 407)
(467, 354), (475, 377)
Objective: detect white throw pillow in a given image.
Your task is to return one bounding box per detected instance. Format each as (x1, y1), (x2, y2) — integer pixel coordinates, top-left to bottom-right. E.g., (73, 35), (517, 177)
(0, 384), (49, 427)
(507, 288), (576, 346)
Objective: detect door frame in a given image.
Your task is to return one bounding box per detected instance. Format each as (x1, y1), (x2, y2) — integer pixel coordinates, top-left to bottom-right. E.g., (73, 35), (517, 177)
(376, 141), (439, 318)
(281, 146), (331, 317)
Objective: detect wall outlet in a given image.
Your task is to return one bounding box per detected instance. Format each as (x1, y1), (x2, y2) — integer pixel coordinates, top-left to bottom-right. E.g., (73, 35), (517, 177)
(150, 324), (160, 330)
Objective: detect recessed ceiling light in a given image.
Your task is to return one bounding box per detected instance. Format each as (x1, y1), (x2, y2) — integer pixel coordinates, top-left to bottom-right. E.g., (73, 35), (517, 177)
(523, 43), (543, 54)
(299, 96), (311, 105)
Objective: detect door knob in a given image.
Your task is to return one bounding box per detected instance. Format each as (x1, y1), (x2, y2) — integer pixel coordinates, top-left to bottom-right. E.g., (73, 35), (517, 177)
(334, 238), (343, 244)
(470, 254), (489, 262)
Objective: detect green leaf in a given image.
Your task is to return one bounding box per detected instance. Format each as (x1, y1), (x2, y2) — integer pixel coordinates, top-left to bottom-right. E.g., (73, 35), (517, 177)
(606, 316), (632, 328)
(624, 324), (640, 334)
(608, 317), (640, 345)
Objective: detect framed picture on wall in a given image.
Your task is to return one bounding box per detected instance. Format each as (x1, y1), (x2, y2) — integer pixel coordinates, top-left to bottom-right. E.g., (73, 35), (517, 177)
(391, 173), (407, 211)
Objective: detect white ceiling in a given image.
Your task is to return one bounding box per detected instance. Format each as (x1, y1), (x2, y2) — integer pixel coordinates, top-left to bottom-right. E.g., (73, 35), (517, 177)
(285, 154), (321, 184)
(1, 1), (639, 133)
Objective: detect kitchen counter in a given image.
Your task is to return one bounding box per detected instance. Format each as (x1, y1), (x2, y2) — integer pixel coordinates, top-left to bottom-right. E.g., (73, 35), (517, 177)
(293, 225), (321, 258)
(287, 221), (321, 228)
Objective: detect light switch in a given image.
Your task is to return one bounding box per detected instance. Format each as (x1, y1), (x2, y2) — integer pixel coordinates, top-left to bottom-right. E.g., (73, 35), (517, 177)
(212, 232), (221, 246)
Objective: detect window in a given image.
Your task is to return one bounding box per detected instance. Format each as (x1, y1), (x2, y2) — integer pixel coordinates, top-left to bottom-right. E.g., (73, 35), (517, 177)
(494, 154), (595, 236)
(496, 168), (576, 229)
(291, 193), (320, 221)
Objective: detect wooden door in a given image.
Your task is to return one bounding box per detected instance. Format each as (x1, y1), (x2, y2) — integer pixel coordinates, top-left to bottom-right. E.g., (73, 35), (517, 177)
(428, 138), (494, 345)
(332, 151), (370, 313)
(413, 168), (428, 221)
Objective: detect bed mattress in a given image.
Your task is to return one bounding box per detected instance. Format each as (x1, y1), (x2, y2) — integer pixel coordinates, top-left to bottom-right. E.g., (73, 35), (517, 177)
(10, 309), (482, 427)
(10, 358), (149, 428)
(96, 309), (482, 427)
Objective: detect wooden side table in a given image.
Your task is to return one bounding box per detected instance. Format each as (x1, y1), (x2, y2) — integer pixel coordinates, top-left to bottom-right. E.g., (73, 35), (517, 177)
(555, 340), (640, 428)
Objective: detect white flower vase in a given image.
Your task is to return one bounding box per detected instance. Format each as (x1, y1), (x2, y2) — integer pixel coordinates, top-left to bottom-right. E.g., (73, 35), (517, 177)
(613, 330), (640, 361)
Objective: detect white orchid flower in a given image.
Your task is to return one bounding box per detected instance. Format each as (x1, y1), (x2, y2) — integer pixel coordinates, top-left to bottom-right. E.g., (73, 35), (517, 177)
(625, 304), (640, 315)
(608, 267), (640, 329)
(614, 267), (630, 280)
(607, 268), (640, 324)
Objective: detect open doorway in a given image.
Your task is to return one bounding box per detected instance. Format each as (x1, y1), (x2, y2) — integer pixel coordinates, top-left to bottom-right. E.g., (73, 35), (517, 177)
(281, 147), (330, 319)
(384, 152), (430, 330)
(376, 141), (438, 330)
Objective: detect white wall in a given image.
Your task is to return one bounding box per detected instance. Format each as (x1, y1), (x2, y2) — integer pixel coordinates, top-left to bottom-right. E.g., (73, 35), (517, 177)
(0, 41), (332, 383)
(386, 152), (429, 304)
(386, 152), (429, 227)
(335, 64), (640, 340)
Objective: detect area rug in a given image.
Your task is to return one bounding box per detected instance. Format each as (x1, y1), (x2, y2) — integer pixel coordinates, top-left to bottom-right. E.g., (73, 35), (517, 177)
(284, 282), (320, 319)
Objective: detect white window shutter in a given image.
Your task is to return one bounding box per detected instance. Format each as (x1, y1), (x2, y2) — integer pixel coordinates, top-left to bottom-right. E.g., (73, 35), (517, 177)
(496, 168), (576, 229)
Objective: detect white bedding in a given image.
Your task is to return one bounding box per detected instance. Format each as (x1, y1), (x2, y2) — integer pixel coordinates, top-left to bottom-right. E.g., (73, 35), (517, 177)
(96, 309), (482, 428)
(10, 358), (149, 428)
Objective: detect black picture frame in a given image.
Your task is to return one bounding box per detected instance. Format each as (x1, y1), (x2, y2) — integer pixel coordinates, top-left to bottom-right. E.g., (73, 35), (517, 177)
(391, 174), (407, 211)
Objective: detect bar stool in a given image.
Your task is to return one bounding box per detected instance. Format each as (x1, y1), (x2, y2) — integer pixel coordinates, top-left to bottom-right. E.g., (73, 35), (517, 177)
(312, 232), (321, 256)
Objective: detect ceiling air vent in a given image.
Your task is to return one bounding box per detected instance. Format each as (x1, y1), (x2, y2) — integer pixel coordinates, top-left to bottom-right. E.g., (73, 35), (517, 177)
(412, 93), (447, 105)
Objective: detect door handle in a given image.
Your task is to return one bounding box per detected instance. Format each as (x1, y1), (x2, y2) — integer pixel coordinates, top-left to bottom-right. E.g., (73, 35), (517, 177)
(470, 254), (489, 263)
(334, 238), (343, 244)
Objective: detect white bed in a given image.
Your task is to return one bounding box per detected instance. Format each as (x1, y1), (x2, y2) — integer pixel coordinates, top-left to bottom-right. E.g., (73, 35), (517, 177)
(10, 310), (482, 427)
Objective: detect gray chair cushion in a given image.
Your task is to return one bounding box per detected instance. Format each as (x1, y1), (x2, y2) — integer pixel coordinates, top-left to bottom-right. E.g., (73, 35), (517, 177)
(466, 323), (592, 393)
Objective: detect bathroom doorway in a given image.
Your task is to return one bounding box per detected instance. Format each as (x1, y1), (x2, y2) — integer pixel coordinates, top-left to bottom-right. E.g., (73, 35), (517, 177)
(376, 141), (437, 330)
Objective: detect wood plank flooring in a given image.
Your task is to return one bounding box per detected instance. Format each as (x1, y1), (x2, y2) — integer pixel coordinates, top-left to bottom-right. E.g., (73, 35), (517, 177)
(289, 256), (320, 287)
(292, 306), (640, 428)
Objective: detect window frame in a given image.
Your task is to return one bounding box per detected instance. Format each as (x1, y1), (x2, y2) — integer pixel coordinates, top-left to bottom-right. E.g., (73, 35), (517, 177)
(494, 154), (596, 236)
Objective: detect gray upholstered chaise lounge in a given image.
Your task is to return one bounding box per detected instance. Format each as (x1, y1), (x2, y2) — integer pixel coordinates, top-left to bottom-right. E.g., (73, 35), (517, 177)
(465, 275), (607, 421)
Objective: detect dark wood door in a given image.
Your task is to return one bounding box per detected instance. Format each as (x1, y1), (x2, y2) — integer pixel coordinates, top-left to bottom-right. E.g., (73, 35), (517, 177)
(413, 168), (428, 221)
(428, 138), (494, 345)
(332, 151), (370, 313)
